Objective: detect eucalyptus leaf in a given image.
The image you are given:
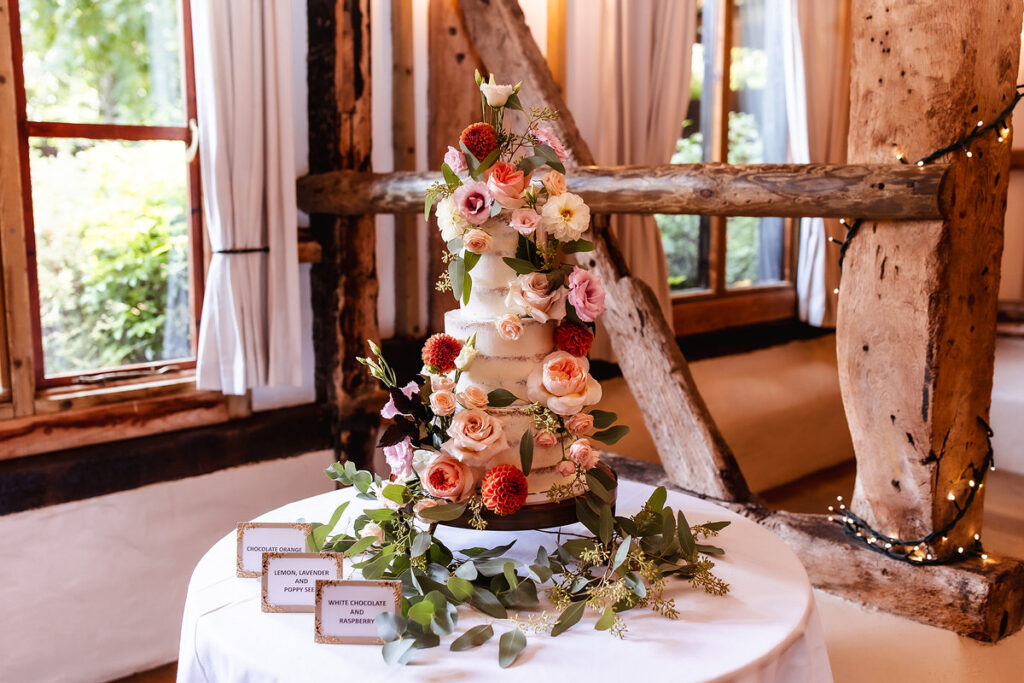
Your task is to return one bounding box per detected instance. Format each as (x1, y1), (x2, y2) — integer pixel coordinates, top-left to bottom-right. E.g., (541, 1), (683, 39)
(623, 572), (647, 598)
(459, 141), (481, 173)
(450, 624), (494, 651)
(696, 543), (726, 556)
(462, 265), (473, 306)
(528, 563), (553, 583)
(515, 154), (547, 174)
(361, 550), (394, 580)
(588, 409), (618, 430)
(503, 561), (519, 590)
(588, 465), (617, 491)
(463, 249), (481, 272)
(498, 628), (527, 668)
(363, 508), (397, 522)
(408, 599), (435, 626)
(701, 521), (732, 532)
(449, 258), (465, 303)
(677, 511), (697, 561)
(424, 194), (435, 223)
(459, 541), (516, 560)
(470, 586), (508, 619)
(532, 143), (566, 173)
(502, 256), (538, 275)
(382, 483), (408, 505)
(352, 470), (373, 493)
(447, 237), (465, 253)
(551, 600), (586, 637)
(612, 535), (632, 572)
(592, 425), (630, 445)
(561, 239), (595, 254)
(472, 148), (501, 179)
(646, 486), (667, 512)
(487, 388), (518, 407)
(410, 531), (432, 558)
(344, 535), (376, 557)
(382, 637), (416, 666)
(595, 606), (616, 631)
(520, 427), (533, 476)
(446, 576), (475, 602)
(599, 504), (614, 546)
(417, 502), (467, 522)
(585, 471), (612, 503)
(504, 92), (524, 111)
(454, 561), (478, 580)
(376, 611), (407, 642)
(475, 557), (517, 576)
(500, 578), (539, 608)
(441, 162), (461, 188)
(574, 498), (601, 537)
(562, 538), (597, 559)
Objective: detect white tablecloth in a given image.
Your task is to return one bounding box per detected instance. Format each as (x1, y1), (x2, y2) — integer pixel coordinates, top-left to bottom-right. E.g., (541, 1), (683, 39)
(177, 480), (832, 683)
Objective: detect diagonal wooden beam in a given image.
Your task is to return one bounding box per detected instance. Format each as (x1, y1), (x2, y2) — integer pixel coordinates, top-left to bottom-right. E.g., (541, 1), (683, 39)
(456, 0), (749, 501)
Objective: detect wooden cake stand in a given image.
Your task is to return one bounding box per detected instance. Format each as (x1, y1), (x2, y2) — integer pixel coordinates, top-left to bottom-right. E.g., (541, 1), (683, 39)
(439, 463), (617, 531)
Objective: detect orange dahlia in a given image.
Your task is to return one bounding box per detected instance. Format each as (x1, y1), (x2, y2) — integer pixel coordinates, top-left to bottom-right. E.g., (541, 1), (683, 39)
(460, 122), (499, 160)
(422, 333), (463, 373)
(480, 464), (529, 516)
(554, 321), (594, 357)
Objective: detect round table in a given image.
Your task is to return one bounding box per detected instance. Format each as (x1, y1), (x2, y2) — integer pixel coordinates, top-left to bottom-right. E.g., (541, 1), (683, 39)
(177, 479), (833, 683)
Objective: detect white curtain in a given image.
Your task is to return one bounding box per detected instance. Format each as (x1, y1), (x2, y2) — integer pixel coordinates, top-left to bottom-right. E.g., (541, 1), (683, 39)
(786, 0), (851, 327)
(566, 0), (698, 351)
(192, 1), (302, 394)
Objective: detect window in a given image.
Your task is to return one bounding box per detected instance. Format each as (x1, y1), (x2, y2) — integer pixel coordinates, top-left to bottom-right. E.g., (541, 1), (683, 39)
(0, 0), (235, 456)
(657, 0), (798, 334)
(15, 0), (203, 386)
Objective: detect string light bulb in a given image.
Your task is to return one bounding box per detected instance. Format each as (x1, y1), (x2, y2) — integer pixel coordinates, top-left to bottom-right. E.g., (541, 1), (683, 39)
(977, 120), (985, 127)
(981, 553), (989, 560)
(916, 160), (925, 166)
(958, 546), (965, 553)
(974, 533), (980, 541)
(969, 479), (976, 487)
(947, 492), (956, 501)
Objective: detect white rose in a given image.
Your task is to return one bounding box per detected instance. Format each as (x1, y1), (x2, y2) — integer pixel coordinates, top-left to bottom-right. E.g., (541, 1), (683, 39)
(360, 522), (386, 545)
(505, 272), (567, 323)
(480, 82), (514, 107)
(454, 345), (477, 370)
(541, 192), (590, 242)
(436, 196), (470, 242)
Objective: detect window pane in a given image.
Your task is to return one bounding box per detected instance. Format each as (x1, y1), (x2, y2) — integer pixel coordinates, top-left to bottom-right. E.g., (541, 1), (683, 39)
(20, 0), (184, 125)
(657, 0), (709, 292)
(727, 0), (787, 287)
(30, 138), (192, 376)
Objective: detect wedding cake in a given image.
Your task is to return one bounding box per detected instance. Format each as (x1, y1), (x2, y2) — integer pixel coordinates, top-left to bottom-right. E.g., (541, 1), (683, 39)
(363, 72), (628, 522)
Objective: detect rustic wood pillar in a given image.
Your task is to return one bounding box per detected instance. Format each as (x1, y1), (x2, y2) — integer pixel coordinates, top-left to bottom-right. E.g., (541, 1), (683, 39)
(456, 0), (750, 501)
(839, 0), (1022, 560)
(307, 0), (381, 465)
(426, 0), (483, 333)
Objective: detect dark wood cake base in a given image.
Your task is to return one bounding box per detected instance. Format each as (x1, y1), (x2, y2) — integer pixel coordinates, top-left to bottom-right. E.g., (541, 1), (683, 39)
(439, 464), (617, 531)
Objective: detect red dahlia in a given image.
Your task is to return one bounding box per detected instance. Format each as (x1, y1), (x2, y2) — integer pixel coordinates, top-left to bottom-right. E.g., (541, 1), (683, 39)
(421, 333), (463, 374)
(554, 321), (594, 357)
(459, 122), (499, 160)
(480, 464), (529, 516)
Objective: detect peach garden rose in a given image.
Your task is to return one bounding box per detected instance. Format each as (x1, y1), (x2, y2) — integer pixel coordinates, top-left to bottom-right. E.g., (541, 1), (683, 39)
(505, 272), (566, 323)
(444, 408), (508, 466)
(464, 228), (493, 254)
(542, 170), (566, 196)
(417, 453), (476, 503)
(486, 161), (530, 209)
(457, 385), (489, 410)
(494, 314), (524, 340)
(526, 350), (602, 416)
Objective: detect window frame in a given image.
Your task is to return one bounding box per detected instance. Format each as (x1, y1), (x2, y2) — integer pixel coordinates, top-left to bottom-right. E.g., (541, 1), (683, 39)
(10, 0), (205, 389)
(670, 0), (799, 332)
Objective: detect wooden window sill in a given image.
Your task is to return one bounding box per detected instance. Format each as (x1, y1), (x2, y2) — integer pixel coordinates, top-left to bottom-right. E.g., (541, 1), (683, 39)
(672, 285), (797, 336)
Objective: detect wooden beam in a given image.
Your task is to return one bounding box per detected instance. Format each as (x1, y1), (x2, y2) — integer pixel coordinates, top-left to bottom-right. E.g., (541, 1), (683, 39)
(0, 0), (36, 417)
(602, 453), (1024, 642)
(456, 0), (750, 501)
(427, 0), (482, 333)
(297, 163), (949, 219)
(306, 0), (380, 466)
(708, 0), (733, 295)
(839, 1), (1022, 560)
(672, 286), (796, 337)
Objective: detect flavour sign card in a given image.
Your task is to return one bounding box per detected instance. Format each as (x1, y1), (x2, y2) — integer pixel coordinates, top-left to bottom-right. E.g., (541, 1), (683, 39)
(315, 579), (403, 644)
(261, 553), (345, 612)
(236, 522), (312, 578)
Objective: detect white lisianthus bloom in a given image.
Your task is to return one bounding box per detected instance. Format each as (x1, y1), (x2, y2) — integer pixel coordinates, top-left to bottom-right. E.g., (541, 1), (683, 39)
(436, 196), (470, 242)
(541, 192), (591, 242)
(480, 80), (514, 107)
(454, 345), (477, 370)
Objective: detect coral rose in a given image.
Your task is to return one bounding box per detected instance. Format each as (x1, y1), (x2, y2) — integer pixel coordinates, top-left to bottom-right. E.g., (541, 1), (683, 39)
(505, 272), (567, 323)
(416, 453), (475, 503)
(556, 460), (576, 477)
(534, 430), (558, 448)
(494, 314), (524, 341)
(444, 145), (467, 174)
(464, 228), (493, 254)
(526, 350), (602, 416)
(486, 161), (530, 209)
(429, 390), (457, 416)
(542, 170), (566, 196)
(510, 207), (541, 235)
(380, 381), (418, 420)
(541, 192), (590, 242)
(458, 385), (489, 410)
(567, 266), (606, 322)
(383, 437), (414, 480)
(568, 439), (600, 471)
(565, 412), (595, 437)
(480, 464), (529, 516)
(444, 409), (508, 466)
(453, 181), (493, 225)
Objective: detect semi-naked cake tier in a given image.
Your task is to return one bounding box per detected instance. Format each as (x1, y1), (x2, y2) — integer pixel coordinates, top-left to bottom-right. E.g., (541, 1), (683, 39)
(444, 214), (575, 504)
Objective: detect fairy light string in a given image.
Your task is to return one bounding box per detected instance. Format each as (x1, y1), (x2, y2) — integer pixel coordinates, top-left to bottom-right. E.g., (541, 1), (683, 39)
(823, 90), (1019, 564)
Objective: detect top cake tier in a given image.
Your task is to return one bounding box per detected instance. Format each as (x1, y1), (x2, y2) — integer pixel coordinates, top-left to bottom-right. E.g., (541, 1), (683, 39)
(461, 214), (522, 320)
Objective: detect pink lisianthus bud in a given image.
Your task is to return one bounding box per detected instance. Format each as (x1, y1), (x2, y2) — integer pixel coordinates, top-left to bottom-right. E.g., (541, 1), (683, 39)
(444, 145), (467, 174)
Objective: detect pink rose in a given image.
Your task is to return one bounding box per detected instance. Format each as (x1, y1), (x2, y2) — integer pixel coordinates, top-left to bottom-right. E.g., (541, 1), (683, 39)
(505, 272), (566, 323)
(534, 126), (570, 164)
(510, 208), (541, 235)
(565, 412), (595, 437)
(381, 381), (418, 420)
(430, 390), (457, 416)
(486, 161), (530, 209)
(569, 439), (599, 470)
(444, 145), (467, 174)
(383, 437), (414, 480)
(464, 228), (493, 254)
(567, 266), (606, 322)
(556, 460), (576, 477)
(526, 350), (602, 416)
(431, 375), (455, 392)
(453, 181), (493, 225)
(444, 409), (509, 466)
(542, 170), (566, 196)
(458, 385), (489, 410)
(418, 453), (475, 503)
(494, 314), (523, 341)
(534, 430), (559, 448)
